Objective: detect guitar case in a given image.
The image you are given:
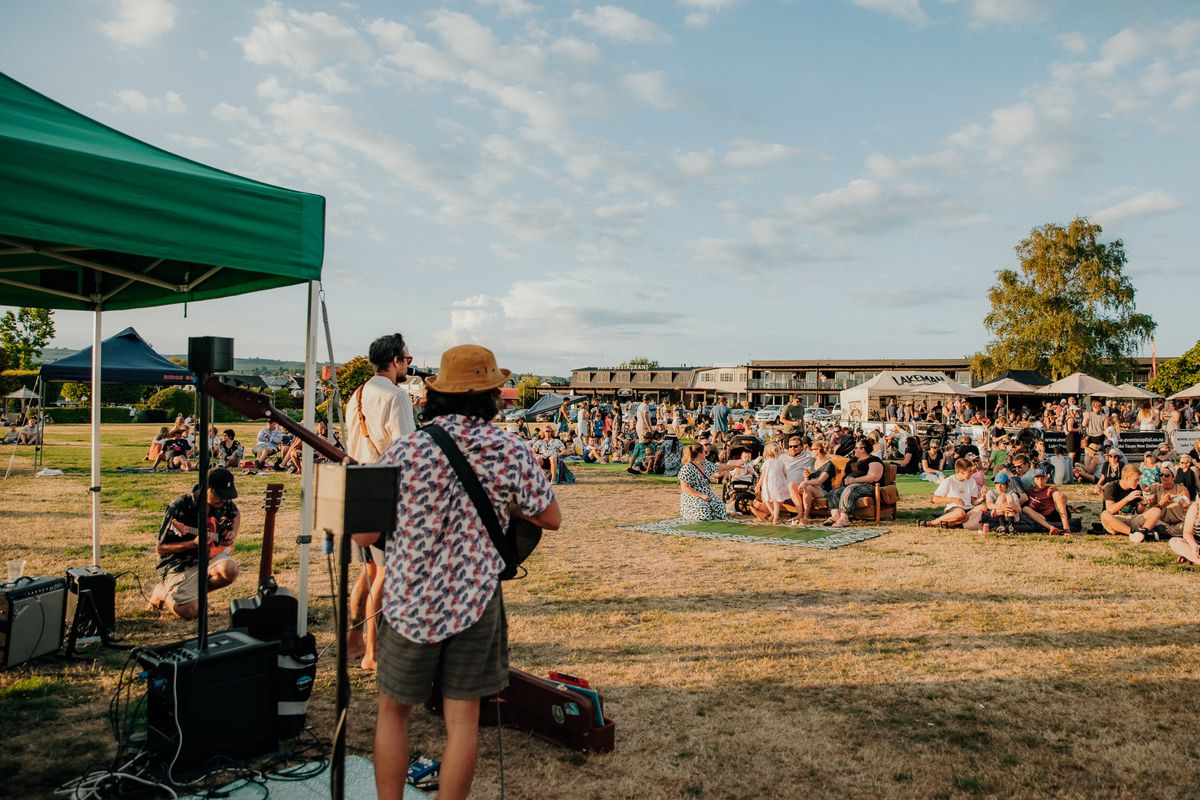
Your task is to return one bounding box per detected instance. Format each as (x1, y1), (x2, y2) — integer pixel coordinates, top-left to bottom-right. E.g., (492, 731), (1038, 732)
(427, 667), (615, 754)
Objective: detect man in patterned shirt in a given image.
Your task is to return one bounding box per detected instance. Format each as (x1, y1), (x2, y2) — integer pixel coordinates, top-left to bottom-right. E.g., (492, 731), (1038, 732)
(354, 345), (561, 800)
(531, 424), (566, 482)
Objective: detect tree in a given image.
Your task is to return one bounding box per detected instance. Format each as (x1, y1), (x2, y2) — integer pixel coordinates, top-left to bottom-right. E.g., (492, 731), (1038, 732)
(60, 382), (90, 404)
(516, 375), (541, 408)
(971, 217), (1155, 382)
(321, 356), (375, 404)
(619, 357), (659, 369)
(1148, 339), (1200, 397)
(0, 308), (56, 369)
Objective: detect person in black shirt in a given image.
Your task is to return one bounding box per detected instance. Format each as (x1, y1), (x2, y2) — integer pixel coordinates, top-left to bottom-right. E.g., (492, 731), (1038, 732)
(152, 428), (193, 472)
(954, 434), (980, 461)
(148, 468), (241, 620)
(825, 439), (883, 528)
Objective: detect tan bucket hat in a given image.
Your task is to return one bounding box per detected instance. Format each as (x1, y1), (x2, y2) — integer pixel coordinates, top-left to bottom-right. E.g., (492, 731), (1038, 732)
(424, 344), (511, 394)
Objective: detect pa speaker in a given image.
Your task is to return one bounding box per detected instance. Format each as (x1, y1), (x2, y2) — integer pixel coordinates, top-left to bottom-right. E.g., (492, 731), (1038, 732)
(188, 336), (234, 374)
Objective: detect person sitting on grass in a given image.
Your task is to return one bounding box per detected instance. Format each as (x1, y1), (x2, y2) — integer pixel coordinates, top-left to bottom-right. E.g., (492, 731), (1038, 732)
(532, 425), (566, 482)
(252, 419), (283, 469)
(919, 442), (945, 483)
(153, 428), (192, 471)
(1020, 469), (1071, 535)
(145, 426), (169, 463)
(1176, 453), (1198, 500)
(1072, 443), (1101, 484)
(895, 435), (922, 475)
(982, 472), (1023, 534)
(1100, 464), (1165, 542)
(16, 417), (38, 445)
(1139, 451), (1162, 488)
(920, 458), (981, 529)
(148, 468), (241, 620)
(1095, 448), (1124, 495)
(1147, 466), (1191, 536)
(216, 428), (244, 468)
(678, 444), (727, 521)
(824, 439), (883, 529)
(1169, 500), (1200, 565)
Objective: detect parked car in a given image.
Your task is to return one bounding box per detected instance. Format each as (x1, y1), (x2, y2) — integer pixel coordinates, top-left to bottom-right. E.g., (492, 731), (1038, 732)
(804, 407), (832, 421)
(729, 408), (754, 424)
(754, 405), (783, 424)
(504, 409), (526, 422)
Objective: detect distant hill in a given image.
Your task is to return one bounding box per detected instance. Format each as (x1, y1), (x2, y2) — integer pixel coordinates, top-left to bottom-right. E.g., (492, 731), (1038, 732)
(36, 348), (305, 376)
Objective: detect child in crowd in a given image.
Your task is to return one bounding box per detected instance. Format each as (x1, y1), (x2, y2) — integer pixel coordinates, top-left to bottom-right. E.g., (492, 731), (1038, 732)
(1139, 451), (1162, 488)
(983, 472), (1023, 534)
(922, 458), (981, 528)
(757, 442), (789, 524)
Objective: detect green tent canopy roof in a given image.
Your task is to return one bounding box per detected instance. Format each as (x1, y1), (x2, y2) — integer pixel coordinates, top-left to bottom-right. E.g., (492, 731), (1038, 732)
(0, 72), (324, 311)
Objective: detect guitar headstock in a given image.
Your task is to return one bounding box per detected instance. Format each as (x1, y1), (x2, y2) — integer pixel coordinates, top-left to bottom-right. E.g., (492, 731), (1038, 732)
(263, 483), (286, 513)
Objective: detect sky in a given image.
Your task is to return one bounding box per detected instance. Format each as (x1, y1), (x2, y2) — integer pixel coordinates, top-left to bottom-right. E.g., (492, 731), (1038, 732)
(1, 0), (1198, 376)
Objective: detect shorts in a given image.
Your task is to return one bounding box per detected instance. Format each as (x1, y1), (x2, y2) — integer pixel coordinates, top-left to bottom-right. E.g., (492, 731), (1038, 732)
(378, 586), (508, 705)
(1086, 434), (1105, 447)
(159, 553), (235, 606)
(1111, 513), (1149, 531)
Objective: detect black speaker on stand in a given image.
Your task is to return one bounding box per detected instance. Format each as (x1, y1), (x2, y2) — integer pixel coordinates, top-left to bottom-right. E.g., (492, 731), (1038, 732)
(63, 566), (120, 656)
(187, 337), (234, 653)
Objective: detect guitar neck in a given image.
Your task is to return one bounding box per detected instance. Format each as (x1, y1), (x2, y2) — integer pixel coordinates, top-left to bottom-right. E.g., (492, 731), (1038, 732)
(203, 376), (354, 464)
(260, 484), (284, 587)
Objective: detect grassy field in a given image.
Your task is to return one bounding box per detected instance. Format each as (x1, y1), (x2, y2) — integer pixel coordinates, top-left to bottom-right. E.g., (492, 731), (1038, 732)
(2, 425), (1200, 798)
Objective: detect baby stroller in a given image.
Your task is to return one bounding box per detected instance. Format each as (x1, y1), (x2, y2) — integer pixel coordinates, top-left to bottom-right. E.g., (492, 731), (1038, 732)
(721, 434), (764, 515)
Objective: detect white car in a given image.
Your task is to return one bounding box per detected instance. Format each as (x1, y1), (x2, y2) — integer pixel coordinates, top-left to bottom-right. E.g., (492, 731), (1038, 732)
(804, 407), (832, 421)
(754, 405), (783, 424)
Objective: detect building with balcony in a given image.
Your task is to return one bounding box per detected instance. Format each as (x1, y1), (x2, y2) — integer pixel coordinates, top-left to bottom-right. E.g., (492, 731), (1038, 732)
(568, 365), (707, 403)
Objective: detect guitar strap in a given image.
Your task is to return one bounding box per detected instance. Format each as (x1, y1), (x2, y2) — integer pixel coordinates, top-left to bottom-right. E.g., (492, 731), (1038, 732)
(423, 424), (507, 561)
(354, 383), (382, 460)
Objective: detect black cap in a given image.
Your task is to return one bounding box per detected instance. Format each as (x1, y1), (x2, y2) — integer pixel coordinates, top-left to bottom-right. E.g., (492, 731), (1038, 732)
(208, 467), (238, 501)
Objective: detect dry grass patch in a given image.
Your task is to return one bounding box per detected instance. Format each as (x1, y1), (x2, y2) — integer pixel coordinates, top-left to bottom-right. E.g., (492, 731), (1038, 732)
(2, 429), (1200, 798)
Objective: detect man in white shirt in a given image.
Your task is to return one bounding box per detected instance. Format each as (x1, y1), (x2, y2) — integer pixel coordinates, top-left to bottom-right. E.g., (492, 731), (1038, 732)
(345, 333), (417, 670)
(635, 394), (652, 439)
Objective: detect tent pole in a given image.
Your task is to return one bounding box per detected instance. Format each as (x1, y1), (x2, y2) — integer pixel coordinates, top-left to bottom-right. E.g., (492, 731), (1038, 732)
(297, 281), (319, 637)
(90, 304), (102, 566)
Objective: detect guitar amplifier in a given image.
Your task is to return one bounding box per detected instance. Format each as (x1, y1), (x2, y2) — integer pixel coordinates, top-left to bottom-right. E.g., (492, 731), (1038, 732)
(0, 577), (67, 669)
(65, 566), (116, 637)
(138, 630), (279, 774)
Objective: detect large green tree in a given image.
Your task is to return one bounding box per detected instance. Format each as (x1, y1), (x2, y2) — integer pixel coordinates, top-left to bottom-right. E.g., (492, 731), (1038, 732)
(1148, 339), (1200, 397)
(0, 308), (56, 369)
(971, 217), (1155, 382)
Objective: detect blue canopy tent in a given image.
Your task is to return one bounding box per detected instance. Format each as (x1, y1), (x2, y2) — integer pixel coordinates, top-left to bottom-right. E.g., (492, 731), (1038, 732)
(39, 326), (193, 385)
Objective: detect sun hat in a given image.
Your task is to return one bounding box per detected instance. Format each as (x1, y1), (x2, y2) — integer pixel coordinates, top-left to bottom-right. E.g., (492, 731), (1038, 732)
(423, 344), (511, 394)
(1087, 441), (1101, 451)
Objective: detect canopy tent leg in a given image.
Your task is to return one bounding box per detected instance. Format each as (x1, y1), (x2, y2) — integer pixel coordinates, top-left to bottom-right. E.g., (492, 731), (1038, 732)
(319, 287), (346, 441)
(90, 304), (102, 566)
(297, 281), (319, 637)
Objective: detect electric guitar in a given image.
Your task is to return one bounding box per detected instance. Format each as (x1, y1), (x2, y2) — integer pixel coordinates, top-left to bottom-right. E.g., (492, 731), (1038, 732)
(229, 484), (298, 642)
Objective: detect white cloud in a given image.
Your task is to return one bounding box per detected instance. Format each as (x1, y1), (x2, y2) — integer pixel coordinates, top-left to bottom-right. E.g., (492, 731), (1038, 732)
(112, 88), (187, 114)
(1092, 190), (1184, 227)
(863, 149), (965, 180)
(786, 178), (970, 237)
(238, 1), (371, 91)
(212, 102), (262, 128)
(164, 133), (216, 149)
(571, 6), (668, 42)
(1056, 31), (1088, 55)
(476, 0), (540, 17)
(673, 148), (716, 178)
(684, 12), (710, 28)
(849, 0), (927, 26)
(679, 0), (737, 27)
(549, 36), (601, 62)
(622, 70), (672, 109)
(101, 0), (176, 48)
(966, 0), (1049, 27)
(723, 139), (798, 168)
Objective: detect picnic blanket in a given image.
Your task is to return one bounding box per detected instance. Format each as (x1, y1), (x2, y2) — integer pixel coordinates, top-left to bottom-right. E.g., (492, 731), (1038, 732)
(620, 517), (886, 549)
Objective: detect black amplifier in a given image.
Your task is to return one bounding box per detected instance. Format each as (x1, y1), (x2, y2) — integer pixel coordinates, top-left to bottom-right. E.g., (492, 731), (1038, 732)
(137, 630), (279, 774)
(0, 576), (66, 669)
(65, 566), (116, 638)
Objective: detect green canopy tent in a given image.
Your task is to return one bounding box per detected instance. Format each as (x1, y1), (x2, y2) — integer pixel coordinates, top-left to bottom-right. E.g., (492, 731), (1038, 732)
(0, 72), (325, 631)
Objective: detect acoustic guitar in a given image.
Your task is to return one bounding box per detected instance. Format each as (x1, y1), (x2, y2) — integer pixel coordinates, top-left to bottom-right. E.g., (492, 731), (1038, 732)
(229, 484), (298, 642)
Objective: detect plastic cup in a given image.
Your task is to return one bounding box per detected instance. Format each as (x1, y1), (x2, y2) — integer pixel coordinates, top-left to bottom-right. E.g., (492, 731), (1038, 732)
(7, 559), (26, 581)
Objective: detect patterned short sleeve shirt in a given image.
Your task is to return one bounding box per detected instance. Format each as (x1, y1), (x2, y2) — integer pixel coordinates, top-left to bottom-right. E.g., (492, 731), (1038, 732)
(377, 414), (556, 644)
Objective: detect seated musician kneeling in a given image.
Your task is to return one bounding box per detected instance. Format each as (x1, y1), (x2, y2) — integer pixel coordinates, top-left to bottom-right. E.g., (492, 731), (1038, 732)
(149, 468), (241, 620)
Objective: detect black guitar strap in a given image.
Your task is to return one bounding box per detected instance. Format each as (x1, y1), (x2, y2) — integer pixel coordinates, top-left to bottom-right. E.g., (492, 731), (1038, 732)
(423, 424), (506, 558)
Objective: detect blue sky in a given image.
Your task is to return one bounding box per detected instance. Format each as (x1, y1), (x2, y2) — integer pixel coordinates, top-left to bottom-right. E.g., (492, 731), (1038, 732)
(2, 0), (1197, 375)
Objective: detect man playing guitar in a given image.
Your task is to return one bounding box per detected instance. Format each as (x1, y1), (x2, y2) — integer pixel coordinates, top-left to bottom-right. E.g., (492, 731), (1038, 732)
(148, 467), (241, 620)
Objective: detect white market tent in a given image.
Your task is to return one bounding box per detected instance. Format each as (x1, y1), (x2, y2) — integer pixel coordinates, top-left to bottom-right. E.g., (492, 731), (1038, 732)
(973, 377), (1039, 395)
(1169, 381), (1200, 401)
(839, 370), (949, 423)
(1107, 383), (1161, 400)
(921, 379), (978, 396)
(1036, 372), (1120, 396)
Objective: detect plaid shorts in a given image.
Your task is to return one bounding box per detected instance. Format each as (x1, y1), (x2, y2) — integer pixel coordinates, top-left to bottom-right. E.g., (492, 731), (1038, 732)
(377, 586), (509, 705)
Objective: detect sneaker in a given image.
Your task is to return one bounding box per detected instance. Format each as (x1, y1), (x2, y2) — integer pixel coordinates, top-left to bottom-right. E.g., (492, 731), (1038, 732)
(1153, 525), (1170, 542)
(1129, 530), (1145, 543)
